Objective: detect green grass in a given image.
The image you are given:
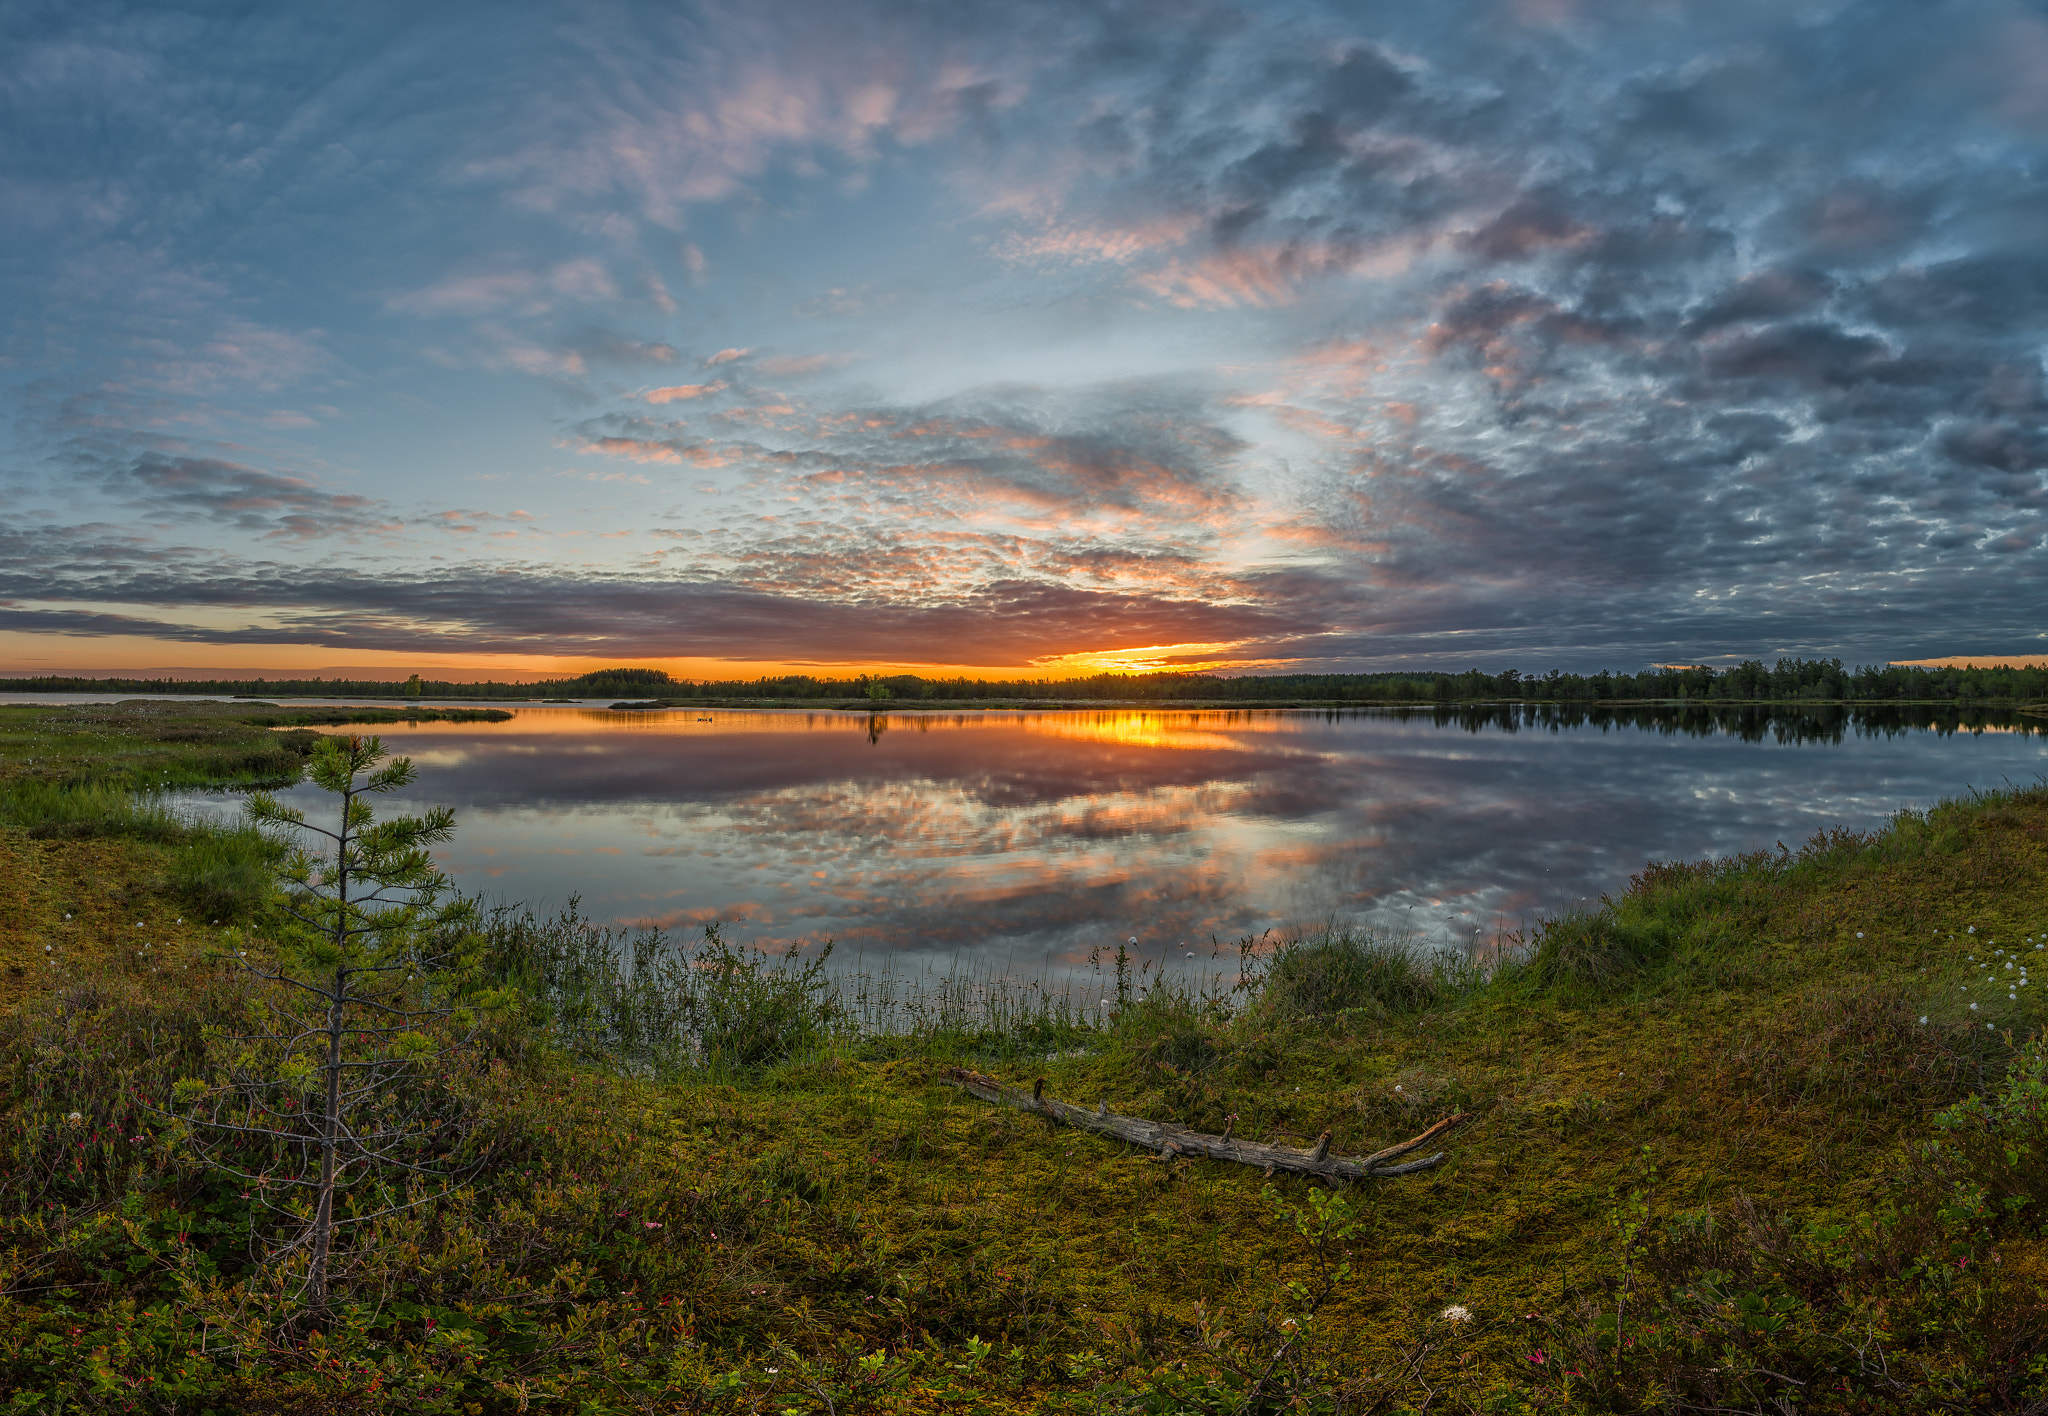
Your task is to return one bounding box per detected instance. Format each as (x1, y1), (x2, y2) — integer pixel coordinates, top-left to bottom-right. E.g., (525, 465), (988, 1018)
(0, 702), (2045, 1412)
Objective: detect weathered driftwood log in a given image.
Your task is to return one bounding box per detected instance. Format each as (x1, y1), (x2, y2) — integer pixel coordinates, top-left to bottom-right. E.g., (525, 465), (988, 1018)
(940, 1068), (1463, 1181)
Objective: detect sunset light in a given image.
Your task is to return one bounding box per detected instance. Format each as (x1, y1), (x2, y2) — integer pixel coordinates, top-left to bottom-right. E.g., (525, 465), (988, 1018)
(8, 2), (2046, 674)
(9, 5), (2048, 1397)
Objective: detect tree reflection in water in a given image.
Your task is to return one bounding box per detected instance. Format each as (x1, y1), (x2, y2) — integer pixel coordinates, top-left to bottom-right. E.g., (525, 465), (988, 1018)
(173, 703), (2048, 979)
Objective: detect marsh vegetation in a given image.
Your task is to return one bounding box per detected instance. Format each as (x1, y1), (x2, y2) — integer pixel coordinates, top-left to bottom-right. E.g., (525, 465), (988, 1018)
(0, 700), (2044, 1411)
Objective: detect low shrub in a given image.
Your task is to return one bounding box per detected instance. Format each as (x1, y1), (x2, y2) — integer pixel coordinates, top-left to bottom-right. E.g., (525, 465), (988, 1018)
(1724, 981), (2006, 1112)
(1931, 1030), (2048, 1236)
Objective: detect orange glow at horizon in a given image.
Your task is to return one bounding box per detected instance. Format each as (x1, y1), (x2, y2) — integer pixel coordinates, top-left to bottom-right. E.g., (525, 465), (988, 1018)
(1892, 654), (2048, 670)
(0, 629), (1291, 682)
(1028, 641), (1287, 676)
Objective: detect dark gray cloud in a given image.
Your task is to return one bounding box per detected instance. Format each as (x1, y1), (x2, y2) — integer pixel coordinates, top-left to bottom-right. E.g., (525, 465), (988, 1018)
(114, 454), (392, 539)
(0, 521), (1324, 662)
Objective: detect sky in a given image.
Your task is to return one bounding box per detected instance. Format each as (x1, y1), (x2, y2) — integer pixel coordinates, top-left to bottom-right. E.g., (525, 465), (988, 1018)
(5, 0), (2048, 681)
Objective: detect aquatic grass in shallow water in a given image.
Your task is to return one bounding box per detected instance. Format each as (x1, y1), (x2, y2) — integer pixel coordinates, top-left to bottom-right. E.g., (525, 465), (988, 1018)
(0, 779), (187, 841)
(836, 955), (1101, 1059)
(481, 898), (839, 1077)
(485, 905), (1287, 1071)
(163, 822), (285, 923)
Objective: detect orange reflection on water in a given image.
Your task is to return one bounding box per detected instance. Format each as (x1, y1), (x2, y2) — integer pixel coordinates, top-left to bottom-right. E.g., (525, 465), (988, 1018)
(1017, 708), (1305, 753)
(226, 701), (2048, 975)
(365, 704), (1314, 744)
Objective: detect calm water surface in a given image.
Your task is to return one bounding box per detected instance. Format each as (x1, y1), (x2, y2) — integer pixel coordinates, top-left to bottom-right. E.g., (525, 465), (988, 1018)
(170, 704), (2048, 972)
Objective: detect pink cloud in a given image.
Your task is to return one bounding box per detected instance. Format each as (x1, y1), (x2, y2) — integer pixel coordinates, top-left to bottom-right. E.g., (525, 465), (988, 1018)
(645, 381), (726, 404)
(1134, 238), (1424, 310)
(1135, 249), (1298, 309)
(994, 212), (1202, 266)
(583, 436), (728, 467)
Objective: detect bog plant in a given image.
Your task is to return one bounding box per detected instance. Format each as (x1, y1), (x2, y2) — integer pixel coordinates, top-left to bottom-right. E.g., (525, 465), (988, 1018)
(165, 734), (496, 1313)
(482, 896), (836, 1076)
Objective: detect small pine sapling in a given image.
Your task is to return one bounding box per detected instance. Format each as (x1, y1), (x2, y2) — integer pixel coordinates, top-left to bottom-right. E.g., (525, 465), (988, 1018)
(166, 734), (500, 1313)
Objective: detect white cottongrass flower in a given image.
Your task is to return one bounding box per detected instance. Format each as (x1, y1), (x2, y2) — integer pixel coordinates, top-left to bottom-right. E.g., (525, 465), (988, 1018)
(1441, 1304), (1474, 1323)
(1920, 1016), (1929, 1024)
(1971, 1002), (1979, 1010)
(1856, 932), (1864, 939)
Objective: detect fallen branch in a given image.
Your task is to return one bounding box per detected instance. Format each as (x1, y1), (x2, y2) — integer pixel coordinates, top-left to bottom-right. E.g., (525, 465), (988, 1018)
(940, 1068), (1463, 1181)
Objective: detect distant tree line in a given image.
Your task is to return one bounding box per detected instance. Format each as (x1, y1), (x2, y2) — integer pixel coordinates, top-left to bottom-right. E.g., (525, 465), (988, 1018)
(0, 668), (671, 701)
(5, 657), (2046, 705)
(601, 658), (2048, 704)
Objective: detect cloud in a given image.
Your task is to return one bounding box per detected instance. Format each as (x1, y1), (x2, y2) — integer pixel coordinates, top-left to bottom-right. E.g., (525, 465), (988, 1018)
(581, 435), (730, 467)
(645, 381), (726, 404)
(0, 524), (1325, 663)
(389, 271), (539, 316)
(111, 454), (392, 541)
(993, 212), (1203, 266)
(754, 352), (853, 377)
(13, 0), (2048, 675)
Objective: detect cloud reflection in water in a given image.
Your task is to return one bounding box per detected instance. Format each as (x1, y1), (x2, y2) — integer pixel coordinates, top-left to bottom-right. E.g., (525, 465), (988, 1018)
(192, 706), (2048, 973)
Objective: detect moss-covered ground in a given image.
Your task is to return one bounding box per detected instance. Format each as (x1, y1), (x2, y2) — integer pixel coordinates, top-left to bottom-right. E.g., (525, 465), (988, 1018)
(1, 701), (2045, 1412)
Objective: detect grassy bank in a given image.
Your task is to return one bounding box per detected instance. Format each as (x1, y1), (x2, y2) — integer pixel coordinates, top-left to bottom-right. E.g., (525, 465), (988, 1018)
(1, 702), (2044, 1412)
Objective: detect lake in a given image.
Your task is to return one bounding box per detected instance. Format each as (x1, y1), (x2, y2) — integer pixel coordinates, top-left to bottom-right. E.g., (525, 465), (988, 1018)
(157, 701), (2048, 977)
